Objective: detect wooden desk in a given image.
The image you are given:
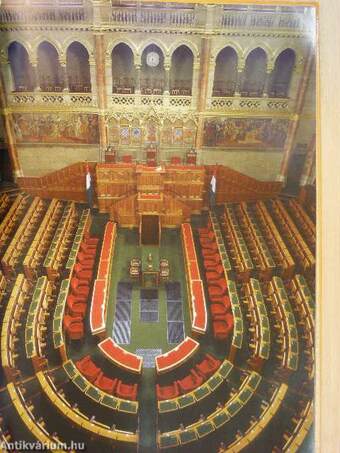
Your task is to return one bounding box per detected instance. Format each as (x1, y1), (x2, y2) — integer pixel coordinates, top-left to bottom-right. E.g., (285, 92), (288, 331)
(155, 337), (199, 374)
(98, 337), (143, 374)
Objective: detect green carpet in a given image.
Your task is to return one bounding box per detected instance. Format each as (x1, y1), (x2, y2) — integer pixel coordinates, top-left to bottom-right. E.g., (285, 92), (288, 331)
(106, 227), (190, 354)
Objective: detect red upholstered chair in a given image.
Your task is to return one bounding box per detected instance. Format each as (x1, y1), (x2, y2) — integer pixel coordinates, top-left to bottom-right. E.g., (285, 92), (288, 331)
(208, 284), (227, 299)
(170, 156), (181, 165)
(67, 293), (87, 304)
(209, 278), (228, 293)
(213, 314), (234, 341)
(122, 155), (132, 163)
(84, 234), (99, 247)
(116, 380), (138, 401)
(94, 372), (117, 394)
(199, 231), (215, 245)
(195, 354), (221, 379)
(67, 298), (87, 318)
(206, 265), (224, 282)
(198, 221), (212, 236)
(177, 369), (204, 393)
(71, 278), (90, 297)
(74, 263), (93, 281)
(202, 246), (219, 258)
(210, 295), (231, 310)
(77, 251), (95, 266)
(210, 303), (229, 319)
(156, 382), (180, 400)
(76, 355), (101, 383)
(63, 315), (84, 340)
(80, 242), (96, 255)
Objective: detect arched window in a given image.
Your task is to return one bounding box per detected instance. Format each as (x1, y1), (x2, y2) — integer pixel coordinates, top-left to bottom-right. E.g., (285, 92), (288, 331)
(111, 43), (135, 94)
(213, 47), (238, 96)
(242, 47), (267, 97)
(141, 44), (165, 95)
(170, 45), (193, 96)
(8, 42), (34, 92)
(66, 42), (91, 92)
(37, 42), (63, 91)
(269, 49), (296, 98)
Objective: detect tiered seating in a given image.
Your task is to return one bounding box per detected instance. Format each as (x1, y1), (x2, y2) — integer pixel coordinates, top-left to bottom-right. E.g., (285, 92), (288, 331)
(0, 193), (11, 221)
(234, 203), (276, 280)
(242, 278), (271, 371)
(158, 371), (262, 449)
(155, 337), (199, 374)
(7, 382), (68, 453)
(267, 276), (299, 374)
(98, 338), (143, 376)
(274, 399), (313, 452)
(287, 274), (315, 380)
(221, 205), (254, 281)
(23, 199), (64, 280)
(1, 274), (32, 381)
(43, 202), (79, 281)
(208, 211), (233, 276)
(226, 280), (244, 357)
(254, 201), (295, 279)
(197, 216), (234, 341)
(65, 209), (92, 272)
(25, 276), (54, 371)
(53, 278), (70, 361)
(0, 270), (7, 307)
(181, 223), (207, 334)
(284, 198), (316, 253)
(1, 197), (47, 278)
(63, 359), (138, 413)
(266, 199), (315, 274)
(223, 383), (288, 452)
(157, 355), (227, 404)
(90, 222), (116, 336)
(0, 193), (30, 257)
(36, 370), (138, 446)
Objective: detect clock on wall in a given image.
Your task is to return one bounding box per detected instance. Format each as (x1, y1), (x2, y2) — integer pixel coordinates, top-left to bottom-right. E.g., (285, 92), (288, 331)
(146, 51), (160, 67)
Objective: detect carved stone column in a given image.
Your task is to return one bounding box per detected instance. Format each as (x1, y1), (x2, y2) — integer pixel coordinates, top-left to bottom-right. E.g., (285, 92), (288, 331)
(0, 71), (23, 178)
(30, 58), (40, 92)
(278, 47), (315, 183)
(94, 33), (108, 161)
(263, 64), (274, 97)
(205, 57), (216, 107)
(300, 134), (316, 186)
(191, 59), (200, 107)
(195, 37), (211, 150)
(134, 63), (141, 94)
(59, 59), (69, 92)
(0, 52), (14, 94)
(89, 57), (96, 94)
(234, 63), (245, 96)
(164, 63), (170, 95)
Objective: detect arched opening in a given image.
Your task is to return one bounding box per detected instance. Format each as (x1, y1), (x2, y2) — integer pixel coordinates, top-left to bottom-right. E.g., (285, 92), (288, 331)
(141, 44), (165, 95)
(170, 45), (193, 96)
(213, 47), (238, 97)
(37, 41), (63, 92)
(8, 42), (34, 92)
(269, 49), (296, 98)
(66, 42), (91, 92)
(111, 43), (135, 94)
(242, 47), (267, 97)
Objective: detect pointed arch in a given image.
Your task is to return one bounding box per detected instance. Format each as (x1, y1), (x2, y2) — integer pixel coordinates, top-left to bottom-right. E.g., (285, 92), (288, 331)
(269, 48), (296, 98)
(66, 41), (91, 92)
(213, 46), (238, 96)
(170, 45), (194, 95)
(242, 47), (268, 97)
(8, 41), (34, 91)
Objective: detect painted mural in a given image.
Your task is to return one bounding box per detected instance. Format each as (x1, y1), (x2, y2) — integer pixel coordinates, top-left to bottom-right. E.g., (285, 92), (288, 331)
(13, 113), (99, 144)
(203, 118), (289, 148)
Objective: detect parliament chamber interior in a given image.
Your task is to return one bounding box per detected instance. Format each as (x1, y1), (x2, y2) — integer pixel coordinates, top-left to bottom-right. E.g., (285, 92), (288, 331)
(0, 1), (317, 452)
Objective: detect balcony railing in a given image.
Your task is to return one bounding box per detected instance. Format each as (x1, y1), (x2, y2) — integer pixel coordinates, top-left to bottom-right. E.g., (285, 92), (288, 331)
(0, 4), (313, 32)
(209, 96), (293, 112)
(110, 93), (193, 110)
(9, 91), (97, 107)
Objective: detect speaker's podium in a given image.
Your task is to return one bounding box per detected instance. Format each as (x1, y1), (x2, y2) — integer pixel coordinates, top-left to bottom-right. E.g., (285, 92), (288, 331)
(136, 165), (164, 245)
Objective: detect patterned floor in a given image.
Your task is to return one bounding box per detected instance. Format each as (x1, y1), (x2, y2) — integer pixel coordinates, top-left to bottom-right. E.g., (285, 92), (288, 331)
(166, 282), (185, 344)
(112, 282), (132, 344)
(135, 349), (162, 368)
(140, 289), (159, 323)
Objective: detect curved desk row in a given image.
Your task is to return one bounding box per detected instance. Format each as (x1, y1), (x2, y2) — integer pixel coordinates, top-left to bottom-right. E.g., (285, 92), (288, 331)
(36, 371), (138, 445)
(53, 278), (70, 361)
(158, 359), (233, 413)
(98, 338), (143, 375)
(224, 382), (288, 452)
(181, 223), (207, 334)
(155, 336), (199, 375)
(282, 400), (313, 452)
(227, 280), (244, 351)
(0, 193), (28, 252)
(7, 382), (68, 453)
(25, 276), (52, 363)
(209, 211), (233, 274)
(158, 371), (262, 449)
(66, 208), (91, 271)
(63, 360), (138, 414)
(90, 222), (116, 336)
(269, 276), (299, 372)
